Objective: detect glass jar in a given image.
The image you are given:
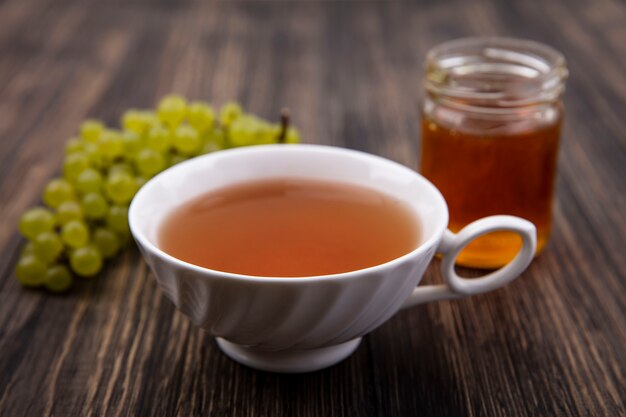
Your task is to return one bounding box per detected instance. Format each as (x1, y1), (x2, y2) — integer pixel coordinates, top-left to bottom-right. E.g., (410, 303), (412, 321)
(420, 37), (568, 268)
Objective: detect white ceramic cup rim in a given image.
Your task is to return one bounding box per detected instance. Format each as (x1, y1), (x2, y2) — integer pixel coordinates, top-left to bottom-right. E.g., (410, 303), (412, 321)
(129, 144), (449, 283)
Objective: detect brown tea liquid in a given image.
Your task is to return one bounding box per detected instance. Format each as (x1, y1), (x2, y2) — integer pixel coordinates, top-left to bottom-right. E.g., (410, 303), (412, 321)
(159, 178), (420, 277)
(421, 116), (561, 268)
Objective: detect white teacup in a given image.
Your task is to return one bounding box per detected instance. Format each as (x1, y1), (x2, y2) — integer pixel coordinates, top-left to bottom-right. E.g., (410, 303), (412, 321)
(129, 144), (536, 373)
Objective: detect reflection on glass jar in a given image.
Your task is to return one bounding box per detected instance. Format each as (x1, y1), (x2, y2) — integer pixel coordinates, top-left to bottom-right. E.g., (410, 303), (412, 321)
(420, 37), (568, 268)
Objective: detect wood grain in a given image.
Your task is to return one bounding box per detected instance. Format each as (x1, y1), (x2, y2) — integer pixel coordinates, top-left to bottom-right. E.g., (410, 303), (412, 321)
(0, 0), (625, 416)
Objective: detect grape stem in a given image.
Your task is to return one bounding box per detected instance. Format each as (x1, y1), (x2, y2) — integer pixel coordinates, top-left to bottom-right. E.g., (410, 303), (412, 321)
(277, 108), (290, 143)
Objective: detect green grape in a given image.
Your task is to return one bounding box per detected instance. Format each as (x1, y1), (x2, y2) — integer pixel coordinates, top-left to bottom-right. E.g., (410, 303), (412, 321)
(161, 152), (171, 168)
(93, 228), (120, 258)
(82, 142), (104, 169)
(173, 125), (201, 155)
(109, 162), (134, 177)
(70, 245), (103, 277)
(61, 220), (89, 249)
(44, 264), (73, 293)
(135, 149), (165, 177)
(33, 231), (64, 263)
(253, 121), (278, 145)
(76, 168), (103, 194)
(104, 173), (136, 204)
(107, 205), (129, 234)
(202, 141), (221, 154)
(80, 120), (104, 143)
(15, 255), (47, 287)
(141, 111), (159, 127)
(260, 119), (277, 142)
(147, 125), (171, 152)
(169, 154), (188, 167)
(286, 127), (301, 143)
(205, 128), (226, 149)
(63, 153), (89, 182)
(19, 207), (56, 240)
(122, 130), (143, 156)
(220, 102), (242, 128)
(81, 192), (109, 219)
(229, 116), (259, 147)
(135, 176), (147, 190)
(21, 241), (35, 257)
(188, 102), (215, 131)
(43, 178), (75, 208)
(262, 125), (281, 144)
(65, 138), (84, 154)
(56, 201), (83, 225)
(116, 227), (132, 248)
(122, 109), (149, 135)
(98, 130), (125, 159)
(157, 95), (187, 127)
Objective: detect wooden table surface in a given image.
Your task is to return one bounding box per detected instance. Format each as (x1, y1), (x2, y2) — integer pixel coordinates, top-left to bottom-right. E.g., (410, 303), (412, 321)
(1, 0), (625, 416)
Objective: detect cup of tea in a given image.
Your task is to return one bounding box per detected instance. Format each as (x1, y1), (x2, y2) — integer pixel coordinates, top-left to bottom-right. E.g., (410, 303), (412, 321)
(129, 144), (536, 373)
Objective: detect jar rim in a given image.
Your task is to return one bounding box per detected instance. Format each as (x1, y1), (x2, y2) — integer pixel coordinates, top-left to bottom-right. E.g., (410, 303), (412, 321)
(425, 37), (568, 109)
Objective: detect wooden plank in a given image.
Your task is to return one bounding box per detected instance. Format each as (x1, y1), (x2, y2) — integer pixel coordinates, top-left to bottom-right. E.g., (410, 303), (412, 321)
(0, 1), (624, 416)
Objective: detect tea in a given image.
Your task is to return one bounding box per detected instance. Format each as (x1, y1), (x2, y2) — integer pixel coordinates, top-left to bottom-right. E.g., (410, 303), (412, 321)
(158, 178), (420, 277)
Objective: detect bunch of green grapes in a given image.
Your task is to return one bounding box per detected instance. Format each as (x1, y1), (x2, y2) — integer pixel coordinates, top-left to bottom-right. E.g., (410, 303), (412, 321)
(16, 95), (300, 292)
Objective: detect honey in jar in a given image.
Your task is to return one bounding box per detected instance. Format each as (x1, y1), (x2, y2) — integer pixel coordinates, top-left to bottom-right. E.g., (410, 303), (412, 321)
(420, 37), (568, 268)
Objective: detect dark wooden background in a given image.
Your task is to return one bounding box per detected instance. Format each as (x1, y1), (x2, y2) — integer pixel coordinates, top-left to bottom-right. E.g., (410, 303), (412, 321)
(1, 0), (625, 416)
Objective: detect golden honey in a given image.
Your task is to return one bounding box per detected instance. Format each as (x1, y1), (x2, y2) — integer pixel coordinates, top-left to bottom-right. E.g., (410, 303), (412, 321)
(420, 37), (567, 268)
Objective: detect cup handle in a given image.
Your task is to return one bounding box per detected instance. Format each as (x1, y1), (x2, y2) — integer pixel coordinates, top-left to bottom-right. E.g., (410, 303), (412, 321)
(401, 215), (537, 309)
